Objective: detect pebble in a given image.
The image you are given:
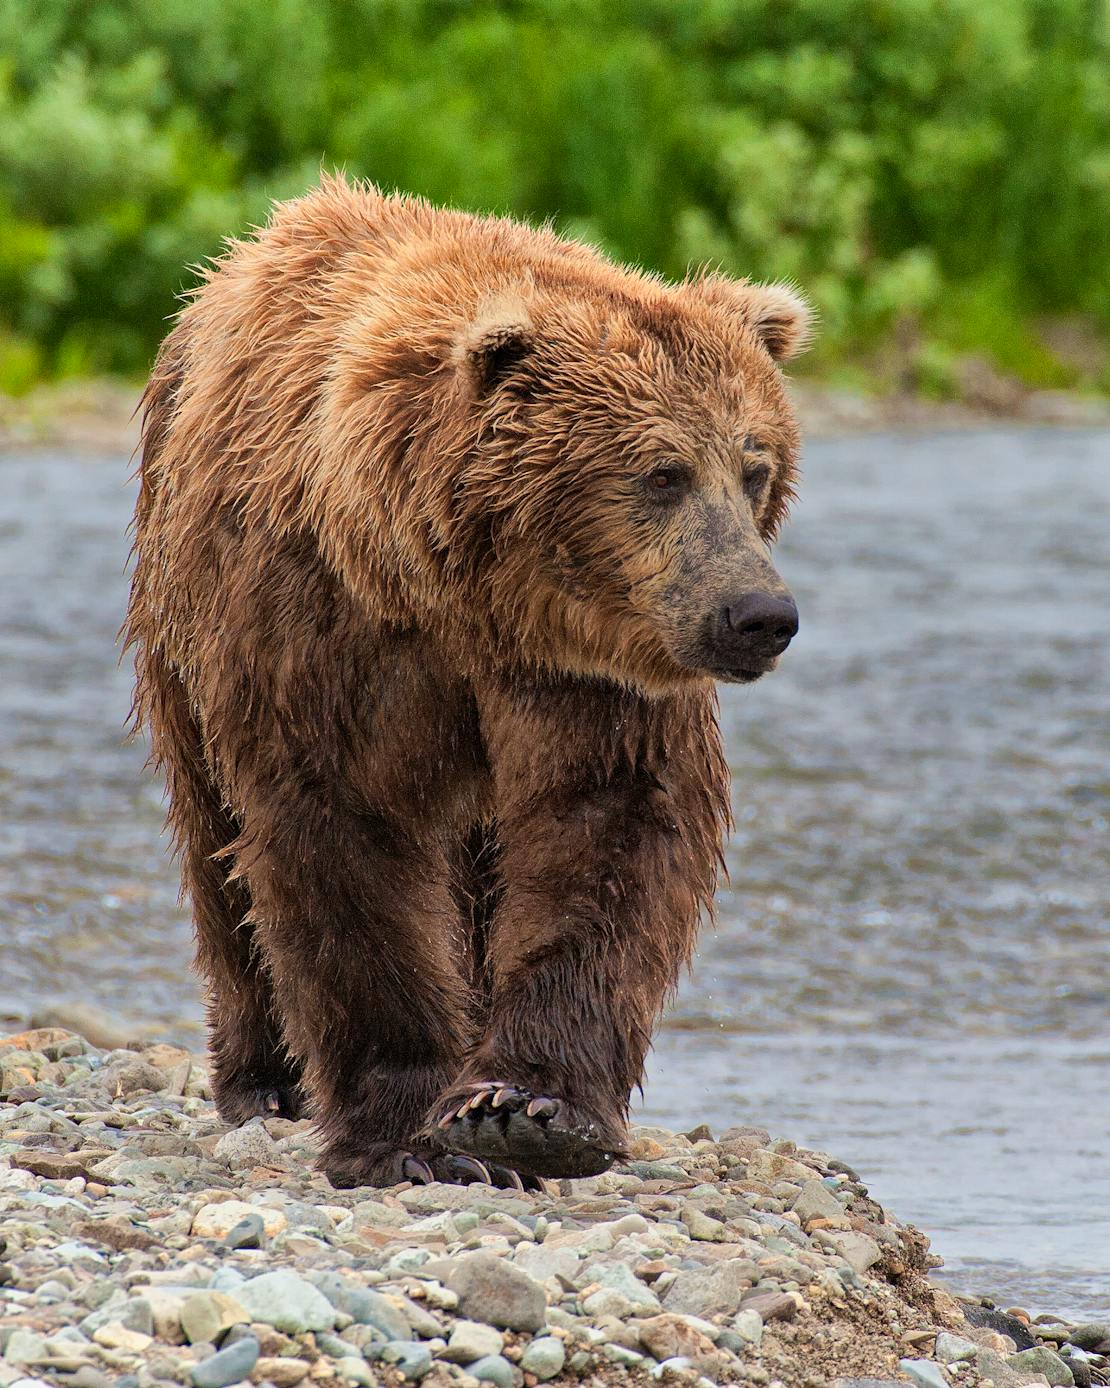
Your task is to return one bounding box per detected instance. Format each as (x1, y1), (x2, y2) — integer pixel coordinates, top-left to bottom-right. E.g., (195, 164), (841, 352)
(212, 1118), (279, 1168)
(254, 1357), (309, 1386)
(445, 1253), (546, 1332)
(234, 1270), (337, 1333)
(899, 1359), (949, 1388)
(377, 1341), (433, 1381)
(934, 1332), (978, 1362)
(518, 1335), (565, 1380)
(466, 1354), (518, 1388)
(663, 1258), (758, 1316)
(180, 1290), (248, 1344)
(2, 1025), (1092, 1388)
(1008, 1346), (1076, 1385)
(334, 1359), (374, 1385)
(440, 1320), (504, 1363)
(189, 1334), (260, 1388)
(222, 1213), (265, 1249)
(191, 1201), (287, 1240)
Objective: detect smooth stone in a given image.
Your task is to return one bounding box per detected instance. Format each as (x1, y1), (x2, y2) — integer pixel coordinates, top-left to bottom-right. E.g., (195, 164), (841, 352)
(222, 1214), (265, 1250)
(4, 1330), (48, 1364)
(793, 1179), (850, 1229)
(581, 1261), (660, 1312)
(732, 1308), (764, 1346)
(180, 1291), (249, 1345)
(467, 1354), (518, 1388)
(745, 1149), (815, 1184)
(898, 1360), (950, 1388)
(334, 1360), (374, 1386)
(91, 1323), (153, 1352)
(680, 1208), (737, 1242)
(191, 1201), (286, 1240)
(80, 1294), (153, 1338)
(663, 1259), (758, 1317)
(519, 1336), (565, 1381)
(445, 1253), (546, 1333)
(1070, 1325), (1110, 1352)
(212, 1119), (279, 1168)
(377, 1342), (433, 1381)
(190, 1335), (260, 1388)
(439, 1321), (504, 1364)
(254, 1358), (309, 1387)
(637, 1314), (718, 1364)
(825, 1230), (883, 1273)
(349, 1290), (411, 1340)
(1007, 1347), (1075, 1385)
(935, 1332), (978, 1362)
(235, 1270), (337, 1334)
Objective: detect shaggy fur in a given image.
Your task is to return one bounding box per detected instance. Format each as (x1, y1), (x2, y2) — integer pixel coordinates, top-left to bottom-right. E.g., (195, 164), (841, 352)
(125, 175), (810, 1186)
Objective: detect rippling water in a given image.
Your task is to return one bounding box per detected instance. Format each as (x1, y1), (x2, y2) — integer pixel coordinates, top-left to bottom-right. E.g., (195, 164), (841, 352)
(1, 430), (1107, 1315)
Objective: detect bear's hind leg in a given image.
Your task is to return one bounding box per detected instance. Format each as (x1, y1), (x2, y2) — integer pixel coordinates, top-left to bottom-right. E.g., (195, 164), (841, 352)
(142, 649), (305, 1123)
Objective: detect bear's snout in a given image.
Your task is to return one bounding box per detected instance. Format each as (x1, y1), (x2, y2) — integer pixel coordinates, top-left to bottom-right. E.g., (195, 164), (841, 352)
(708, 590), (799, 678)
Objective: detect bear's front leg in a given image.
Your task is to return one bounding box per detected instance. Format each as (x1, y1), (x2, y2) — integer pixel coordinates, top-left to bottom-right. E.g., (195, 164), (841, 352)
(424, 678), (730, 1178)
(238, 797), (527, 1188)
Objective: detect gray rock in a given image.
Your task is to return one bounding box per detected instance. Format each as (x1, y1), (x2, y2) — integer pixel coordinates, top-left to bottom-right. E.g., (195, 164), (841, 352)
(732, 1308), (764, 1346)
(1069, 1325), (1110, 1352)
(439, 1321), (504, 1364)
(467, 1354), (519, 1388)
(935, 1332), (977, 1362)
(212, 1118), (279, 1168)
(793, 1179), (850, 1228)
(377, 1341), (433, 1381)
(334, 1360), (374, 1387)
(581, 1261), (660, 1312)
(179, 1291), (249, 1346)
(445, 1253), (546, 1332)
(664, 1260), (759, 1317)
(306, 1273), (410, 1338)
(190, 1335), (260, 1388)
(1007, 1347), (1075, 1386)
(4, 1329), (48, 1364)
(222, 1213), (265, 1250)
(349, 1290), (411, 1340)
(519, 1336), (566, 1381)
(898, 1360), (949, 1388)
(235, 1270), (337, 1334)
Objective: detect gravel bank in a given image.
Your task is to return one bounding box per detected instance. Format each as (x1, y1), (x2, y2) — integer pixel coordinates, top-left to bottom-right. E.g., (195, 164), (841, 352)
(1, 1028), (1105, 1388)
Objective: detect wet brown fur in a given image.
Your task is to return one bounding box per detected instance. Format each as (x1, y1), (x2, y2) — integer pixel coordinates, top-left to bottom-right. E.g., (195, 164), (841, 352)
(125, 176), (810, 1184)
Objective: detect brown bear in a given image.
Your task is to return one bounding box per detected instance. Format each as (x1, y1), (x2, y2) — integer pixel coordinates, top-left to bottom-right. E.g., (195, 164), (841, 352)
(125, 174), (810, 1189)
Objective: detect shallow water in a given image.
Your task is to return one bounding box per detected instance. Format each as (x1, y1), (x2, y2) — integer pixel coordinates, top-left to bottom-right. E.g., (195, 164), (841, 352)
(1, 430), (1108, 1315)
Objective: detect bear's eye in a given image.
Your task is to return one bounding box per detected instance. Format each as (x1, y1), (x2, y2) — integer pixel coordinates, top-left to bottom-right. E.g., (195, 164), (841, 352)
(744, 464), (772, 504)
(644, 464), (692, 501)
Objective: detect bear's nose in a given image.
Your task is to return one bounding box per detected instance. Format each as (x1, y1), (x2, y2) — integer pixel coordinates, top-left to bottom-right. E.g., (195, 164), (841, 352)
(720, 592), (799, 654)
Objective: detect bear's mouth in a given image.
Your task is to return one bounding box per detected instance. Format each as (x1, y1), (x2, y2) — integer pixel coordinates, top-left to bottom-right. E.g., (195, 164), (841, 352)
(713, 661), (776, 685)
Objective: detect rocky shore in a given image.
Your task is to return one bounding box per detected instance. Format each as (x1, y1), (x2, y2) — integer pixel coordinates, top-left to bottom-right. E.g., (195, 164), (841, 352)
(1, 1028), (1106, 1388)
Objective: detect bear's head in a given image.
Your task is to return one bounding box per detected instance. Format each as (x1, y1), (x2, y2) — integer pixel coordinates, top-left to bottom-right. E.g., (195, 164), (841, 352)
(454, 270), (812, 694)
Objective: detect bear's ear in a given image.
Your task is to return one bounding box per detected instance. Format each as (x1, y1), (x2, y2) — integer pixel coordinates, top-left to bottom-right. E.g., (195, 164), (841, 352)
(691, 274), (814, 362)
(457, 292), (535, 396)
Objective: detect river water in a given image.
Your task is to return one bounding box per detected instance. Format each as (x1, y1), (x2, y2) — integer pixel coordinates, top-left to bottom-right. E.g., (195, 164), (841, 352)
(1, 430), (1108, 1316)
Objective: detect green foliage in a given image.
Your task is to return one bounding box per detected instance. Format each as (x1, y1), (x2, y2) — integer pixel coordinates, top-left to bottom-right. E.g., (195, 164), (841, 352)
(1, 0), (1108, 386)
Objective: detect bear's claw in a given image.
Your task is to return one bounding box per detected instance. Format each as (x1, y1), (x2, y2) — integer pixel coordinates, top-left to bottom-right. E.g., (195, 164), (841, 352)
(432, 1082), (622, 1179)
(324, 1144), (543, 1191)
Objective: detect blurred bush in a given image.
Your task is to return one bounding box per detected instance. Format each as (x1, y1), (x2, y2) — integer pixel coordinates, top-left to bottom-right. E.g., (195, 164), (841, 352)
(1, 0), (1108, 391)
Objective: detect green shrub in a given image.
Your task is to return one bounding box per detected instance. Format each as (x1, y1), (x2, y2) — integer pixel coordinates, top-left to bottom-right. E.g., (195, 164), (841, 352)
(0, 0), (1107, 387)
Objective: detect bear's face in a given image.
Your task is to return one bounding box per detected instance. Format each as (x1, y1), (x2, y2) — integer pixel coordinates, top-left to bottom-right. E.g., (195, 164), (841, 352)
(460, 275), (812, 694)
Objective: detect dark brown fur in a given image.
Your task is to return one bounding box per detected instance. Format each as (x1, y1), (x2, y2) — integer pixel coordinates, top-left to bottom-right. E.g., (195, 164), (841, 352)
(125, 176), (810, 1185)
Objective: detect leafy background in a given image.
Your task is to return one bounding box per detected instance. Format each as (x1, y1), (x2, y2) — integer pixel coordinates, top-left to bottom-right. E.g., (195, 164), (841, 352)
(1, 0), (1108, 394)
